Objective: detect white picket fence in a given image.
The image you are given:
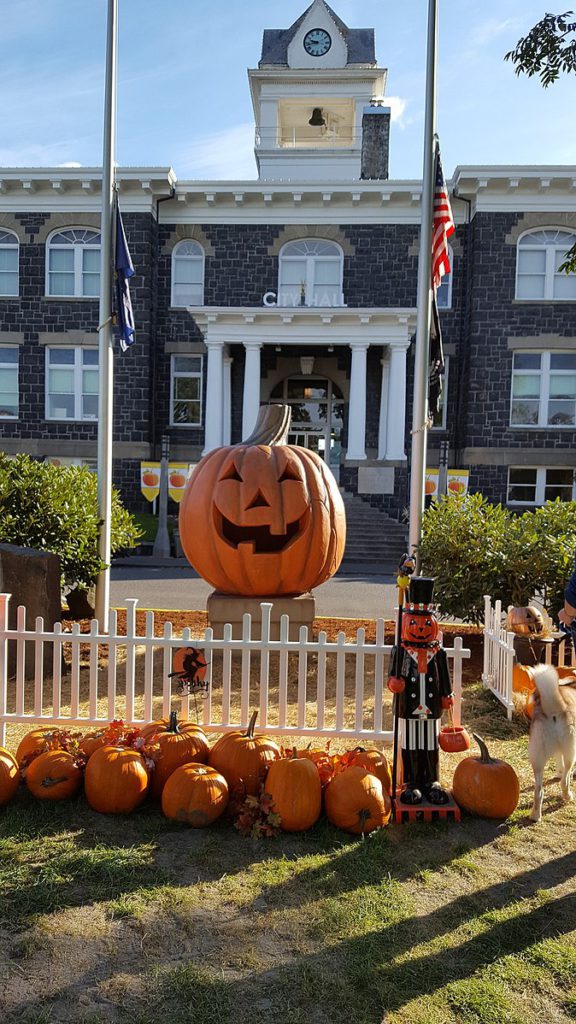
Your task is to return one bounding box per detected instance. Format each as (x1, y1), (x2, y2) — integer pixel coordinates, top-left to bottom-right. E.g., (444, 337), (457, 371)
(482, 595), (576, 719)
(0, 593), (471, 748)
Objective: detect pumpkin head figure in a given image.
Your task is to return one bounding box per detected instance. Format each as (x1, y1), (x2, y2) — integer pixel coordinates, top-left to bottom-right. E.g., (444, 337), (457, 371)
(179, 406), (345, 596)
(401, 608), (440, 646)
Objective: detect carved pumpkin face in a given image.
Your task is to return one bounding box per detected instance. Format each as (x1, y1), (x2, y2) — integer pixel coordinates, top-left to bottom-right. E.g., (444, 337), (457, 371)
(179, 443), (345, 596)
(401, 608), (439, 645)
(505, 606), (544, 636)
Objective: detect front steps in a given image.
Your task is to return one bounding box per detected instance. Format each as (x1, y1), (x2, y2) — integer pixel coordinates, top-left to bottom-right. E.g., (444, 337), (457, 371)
(339, 489), (407, 575)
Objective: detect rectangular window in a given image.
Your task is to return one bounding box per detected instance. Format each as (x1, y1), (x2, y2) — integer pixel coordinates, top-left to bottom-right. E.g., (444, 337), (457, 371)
(507, 467), (575, 505)
(0, 346), (19, 418)
(0, 247), (18, 296)
(510, 350), (576, 427)
(46, 348), (99, 421)
(170, 355), (202, 426)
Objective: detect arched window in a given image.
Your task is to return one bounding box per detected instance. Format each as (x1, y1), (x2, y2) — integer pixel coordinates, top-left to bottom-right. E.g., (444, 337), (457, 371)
(516, 228), (576, 300)
(436, 244), (453, 308)
(171, 240), (205, 307)
(46, 228), (101, 297)
(0, 229), (19, 296)
(278, 239), (343, 307)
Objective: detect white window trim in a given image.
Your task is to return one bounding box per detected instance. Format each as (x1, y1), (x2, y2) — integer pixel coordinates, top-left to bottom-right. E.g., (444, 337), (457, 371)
(171, 241), (205, 308)
(169, 354), (203, 427)
(507, 466), (576, 506)
(430, 356), (449, 431)
(515, 227), (576, 301)
(510, 349), (576, 429)
(278, 240), (344, 308)
(45, 227), (101, 298)
(0, 345), (19, 419)
(45, 347), (99, 422)
(436, 244), (453, 309)
(0, 229), (19, 297)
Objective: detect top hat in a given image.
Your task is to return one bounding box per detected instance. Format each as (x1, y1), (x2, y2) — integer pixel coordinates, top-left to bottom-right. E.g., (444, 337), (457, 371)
(408, 576), (435, 606)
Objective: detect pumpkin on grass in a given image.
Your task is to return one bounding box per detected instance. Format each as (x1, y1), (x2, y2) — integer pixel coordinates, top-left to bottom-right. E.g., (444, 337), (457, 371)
(25, 749), (82, 802)
(178, 404), (346, 596)
(265, 751), (322, 832)
(0, 747), (20, 806)
(79, 730), (108, 760)
(16, 727), (60, 766)
(144, 711), (209, 798)
(162, 763), (229, 827)
(325, 766), (391, 835)
(337, 747), (392, 795)
(84, 746), (149, 814)
(451, 733), (520, 819)
(208, 711), (280, 796)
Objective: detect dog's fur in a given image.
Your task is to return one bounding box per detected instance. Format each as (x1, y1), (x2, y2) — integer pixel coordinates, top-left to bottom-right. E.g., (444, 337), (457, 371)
(528, 664), (576, 822)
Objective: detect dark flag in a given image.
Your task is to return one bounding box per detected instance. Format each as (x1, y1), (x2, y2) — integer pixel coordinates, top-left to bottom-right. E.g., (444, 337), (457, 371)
(114, 198), (135, 352)
(428, 141), (455, 419)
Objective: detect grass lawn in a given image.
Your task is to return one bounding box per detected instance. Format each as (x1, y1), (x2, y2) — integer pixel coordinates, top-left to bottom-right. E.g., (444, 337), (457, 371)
(1, 685), (575, 1024)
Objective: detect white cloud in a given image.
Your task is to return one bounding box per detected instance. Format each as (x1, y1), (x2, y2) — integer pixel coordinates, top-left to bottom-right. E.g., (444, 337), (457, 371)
(59, 161), (83, 168)
(470, 17), (521, 49)
(386, 96), (408, 128)
(0, 143), (85, 167)
(177, 123), (258, 180)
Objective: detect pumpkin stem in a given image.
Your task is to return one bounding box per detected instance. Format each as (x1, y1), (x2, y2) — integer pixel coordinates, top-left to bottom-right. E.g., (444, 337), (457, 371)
(245, 711), (259, 739)
(168, 710), (179, 734)
(241, 404), (291, 446)
(472, 733), (496, 764)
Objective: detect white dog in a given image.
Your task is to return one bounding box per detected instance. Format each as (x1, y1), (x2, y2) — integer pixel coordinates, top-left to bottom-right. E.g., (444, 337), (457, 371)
(528, 664), (576, 822)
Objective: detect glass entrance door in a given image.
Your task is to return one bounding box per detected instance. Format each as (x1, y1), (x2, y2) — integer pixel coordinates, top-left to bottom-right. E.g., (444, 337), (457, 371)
(270, 375), (344, 482)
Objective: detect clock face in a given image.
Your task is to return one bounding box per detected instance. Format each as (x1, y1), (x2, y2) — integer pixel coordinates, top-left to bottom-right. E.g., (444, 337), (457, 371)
(303, 28), (332, 57)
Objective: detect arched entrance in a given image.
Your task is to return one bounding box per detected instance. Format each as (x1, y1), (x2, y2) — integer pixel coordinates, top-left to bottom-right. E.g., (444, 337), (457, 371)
(270, 375), (344, 481)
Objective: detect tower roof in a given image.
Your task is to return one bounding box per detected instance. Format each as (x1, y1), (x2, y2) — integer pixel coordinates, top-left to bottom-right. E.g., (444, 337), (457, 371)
(259, 1), (375, 67)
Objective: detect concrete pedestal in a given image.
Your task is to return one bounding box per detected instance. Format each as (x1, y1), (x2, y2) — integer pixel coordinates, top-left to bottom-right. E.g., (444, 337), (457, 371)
(0, 543), (61, 678)
(207, 592), (316, 640)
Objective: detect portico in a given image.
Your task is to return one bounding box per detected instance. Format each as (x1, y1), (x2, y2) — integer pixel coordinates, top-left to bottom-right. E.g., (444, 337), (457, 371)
(194, 306), (414, 471)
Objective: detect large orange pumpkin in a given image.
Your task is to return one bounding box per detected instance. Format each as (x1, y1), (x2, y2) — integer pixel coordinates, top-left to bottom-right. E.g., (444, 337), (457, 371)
(451, 733), (520, 819)
(264, 753), (322, 832)
(208, 711), (281, 795)
(505, 606), (544, 637)
(0, 747), (20, 806)
(162, 763), (229, 826)
(325, 766), (391, 834)
(178, 405), (345, 596)
(25, 749), (82, 802)
(84, 746), (149, 814)
(146, 711), (209, 798)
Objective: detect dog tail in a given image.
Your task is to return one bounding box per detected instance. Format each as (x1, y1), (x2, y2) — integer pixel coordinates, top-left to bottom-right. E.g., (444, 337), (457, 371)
(530, 664), (565, 718)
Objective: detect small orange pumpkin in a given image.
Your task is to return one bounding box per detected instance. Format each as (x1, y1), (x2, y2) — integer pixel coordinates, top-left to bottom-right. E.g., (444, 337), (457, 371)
(162, 763), (229, 826)
(84, 746), (149, 814)
(147, 711), (209, 798)
(325, 766), (391, 834)
(208, 711), (281, 796)
(142, 472), (159, 487)
(178, 405), (346, 597)
(438, 725), (471, 753)
(338, 747), (392, 796)
(79, 730), (108, 760)
(16, 727), (59, 766)
(451, 733), (519, 819)
(0, 747), (20, 806)
(264, 752), (322, 832)
(25, 750), (82, 802)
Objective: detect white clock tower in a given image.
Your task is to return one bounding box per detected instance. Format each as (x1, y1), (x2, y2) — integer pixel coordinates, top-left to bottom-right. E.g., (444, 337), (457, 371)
(249, 0), (387, 182)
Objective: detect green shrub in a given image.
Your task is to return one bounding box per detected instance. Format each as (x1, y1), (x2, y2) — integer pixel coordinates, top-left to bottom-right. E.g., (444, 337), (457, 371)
(0, 453), (141, 592)
(420, 493), (576, 623)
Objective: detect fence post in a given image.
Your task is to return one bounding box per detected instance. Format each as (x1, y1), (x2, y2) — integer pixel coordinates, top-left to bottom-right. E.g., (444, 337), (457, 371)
(0, 594), (10, 747)
(483, 595), (491, 682)
(452, 635), (463, 727)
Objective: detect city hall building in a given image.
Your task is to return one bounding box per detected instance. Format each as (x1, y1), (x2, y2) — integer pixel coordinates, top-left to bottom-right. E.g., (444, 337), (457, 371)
(0, 0), (575, 554)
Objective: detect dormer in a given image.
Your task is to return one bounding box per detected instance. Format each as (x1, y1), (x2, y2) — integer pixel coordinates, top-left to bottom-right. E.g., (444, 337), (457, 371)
(250, 1), (386, 182)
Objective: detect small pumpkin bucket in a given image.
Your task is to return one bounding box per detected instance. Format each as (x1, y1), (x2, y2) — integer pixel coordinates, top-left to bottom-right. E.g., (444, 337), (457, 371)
(439, 710), (471, 753)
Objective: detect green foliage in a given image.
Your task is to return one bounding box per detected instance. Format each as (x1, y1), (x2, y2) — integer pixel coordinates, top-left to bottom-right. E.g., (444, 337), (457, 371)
(0, 453), (141, 592)
(421, 493), (576, 622)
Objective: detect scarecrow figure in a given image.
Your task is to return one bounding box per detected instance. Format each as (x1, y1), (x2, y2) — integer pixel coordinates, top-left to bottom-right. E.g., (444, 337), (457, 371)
(388, 576), (453, 805)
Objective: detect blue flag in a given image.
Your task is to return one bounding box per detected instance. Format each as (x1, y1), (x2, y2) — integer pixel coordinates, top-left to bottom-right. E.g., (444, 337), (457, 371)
(115, 199), (135, 352)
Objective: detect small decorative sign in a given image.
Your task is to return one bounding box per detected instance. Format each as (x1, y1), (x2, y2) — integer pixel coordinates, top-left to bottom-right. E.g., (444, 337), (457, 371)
(140, 462), (161, 502)
(425, 468), (439, 500)
(447, 469), (470, 496)
(168, 463), (192, 504)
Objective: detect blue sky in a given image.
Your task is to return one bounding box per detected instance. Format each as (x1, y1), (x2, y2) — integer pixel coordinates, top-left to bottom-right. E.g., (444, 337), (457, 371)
(0, 0), (573, 180)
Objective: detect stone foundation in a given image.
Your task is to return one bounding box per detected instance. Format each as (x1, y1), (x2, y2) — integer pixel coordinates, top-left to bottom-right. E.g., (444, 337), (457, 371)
(207, 591), (316, 640)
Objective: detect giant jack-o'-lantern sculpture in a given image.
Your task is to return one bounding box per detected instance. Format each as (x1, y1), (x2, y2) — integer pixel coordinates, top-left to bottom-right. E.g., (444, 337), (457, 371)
(179, 405), (346, 596)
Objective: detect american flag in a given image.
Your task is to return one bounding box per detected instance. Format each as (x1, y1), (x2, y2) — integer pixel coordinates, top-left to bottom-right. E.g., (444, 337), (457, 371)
(431, 145), (455, 290)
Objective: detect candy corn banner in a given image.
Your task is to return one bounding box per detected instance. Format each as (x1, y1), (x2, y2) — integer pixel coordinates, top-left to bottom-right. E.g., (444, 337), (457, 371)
(447, 469), (469, 496)
(168, 463), (192, 504)
(140, 462), (161, 502)
(425, 468), (439, 500)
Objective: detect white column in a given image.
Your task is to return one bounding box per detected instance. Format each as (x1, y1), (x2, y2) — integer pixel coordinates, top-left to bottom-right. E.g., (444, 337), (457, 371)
(377, 351), (389, 460)
(242, 342), (262, 439)
(385, 341), (408, 461)
(346, 342), (369, 461)
(202, 340), (224, 455)
(222, 352), (233, 446)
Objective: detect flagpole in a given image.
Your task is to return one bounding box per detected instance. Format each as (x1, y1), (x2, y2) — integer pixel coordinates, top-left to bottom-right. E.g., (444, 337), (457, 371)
(95, 0), (117, 626)
(408, 0), (438, 570)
